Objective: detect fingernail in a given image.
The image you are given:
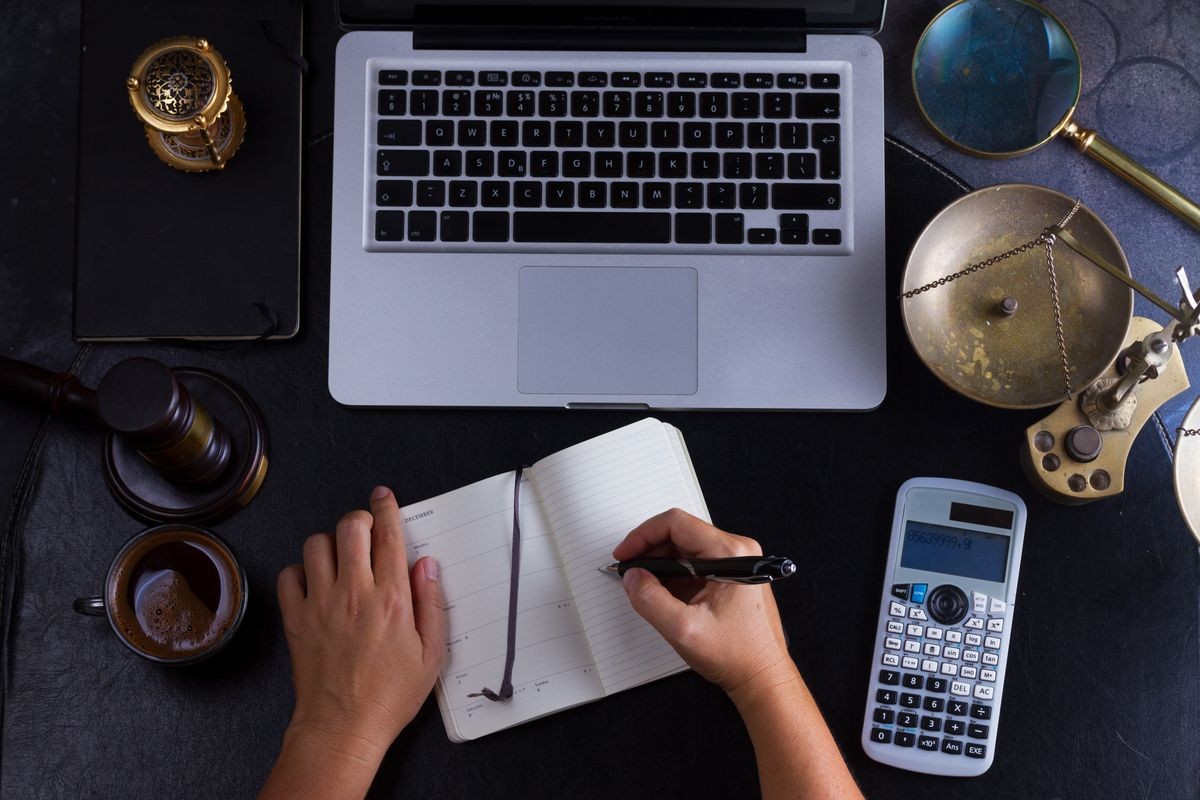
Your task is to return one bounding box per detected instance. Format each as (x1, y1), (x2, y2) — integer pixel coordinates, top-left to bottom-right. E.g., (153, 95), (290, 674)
(371, 485), (391, 501)
(422, 557), (439, 582)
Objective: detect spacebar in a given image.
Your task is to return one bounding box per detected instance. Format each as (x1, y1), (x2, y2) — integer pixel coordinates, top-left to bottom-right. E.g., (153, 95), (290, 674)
(513, 212), (671, 243)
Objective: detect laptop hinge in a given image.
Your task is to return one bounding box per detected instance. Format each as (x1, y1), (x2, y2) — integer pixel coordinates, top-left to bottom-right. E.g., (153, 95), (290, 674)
(411, 5), (807, 52)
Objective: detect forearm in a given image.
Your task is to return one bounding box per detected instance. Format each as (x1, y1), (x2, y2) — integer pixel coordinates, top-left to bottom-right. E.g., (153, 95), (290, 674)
(259, 723), (387, 800)
(731, 665), (863, 800)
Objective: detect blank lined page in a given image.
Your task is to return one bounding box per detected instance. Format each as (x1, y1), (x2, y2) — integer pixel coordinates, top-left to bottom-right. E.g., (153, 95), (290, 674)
(530, 419), (709, 696)
(401, 471), (603, 741)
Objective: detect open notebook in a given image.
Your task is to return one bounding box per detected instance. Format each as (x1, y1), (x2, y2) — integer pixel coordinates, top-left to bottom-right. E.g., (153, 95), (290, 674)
(400, 418), (709, 741)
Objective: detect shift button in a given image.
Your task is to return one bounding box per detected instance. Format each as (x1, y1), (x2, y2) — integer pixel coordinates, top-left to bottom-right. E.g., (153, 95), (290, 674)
(891, 583), (910, 600)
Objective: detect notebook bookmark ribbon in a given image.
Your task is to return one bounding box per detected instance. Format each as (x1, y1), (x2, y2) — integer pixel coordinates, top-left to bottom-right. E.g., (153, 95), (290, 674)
(469, 465), (525, 702)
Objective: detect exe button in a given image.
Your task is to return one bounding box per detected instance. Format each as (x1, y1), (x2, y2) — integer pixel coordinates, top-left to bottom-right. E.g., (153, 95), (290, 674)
(891, 583), (910, 600)
(910, 583), (928, 603)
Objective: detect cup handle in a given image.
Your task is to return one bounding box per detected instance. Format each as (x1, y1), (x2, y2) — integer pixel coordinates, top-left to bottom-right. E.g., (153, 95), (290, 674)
(73, 596), (105, 616)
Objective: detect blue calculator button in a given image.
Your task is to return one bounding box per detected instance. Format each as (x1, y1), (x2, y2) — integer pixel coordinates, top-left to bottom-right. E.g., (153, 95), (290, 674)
(911, 583), (928, 603)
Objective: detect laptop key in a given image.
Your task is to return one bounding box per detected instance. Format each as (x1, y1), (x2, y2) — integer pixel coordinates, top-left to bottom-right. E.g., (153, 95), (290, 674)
(458, 121), (486, 146)
(748, 123), (775, 149)
(513, 70), (541, 87)
(479, 70), (507, 86)
(465, 151), (494, 177)
(579, 72), (608, 87)
(740, 182), (768, 209)
(746, 73), (773, 88)
(707, 182), (736, 209)
(514, 181), (542, 208)
(426, 121), (454, 146)
(472, 211), (510, 242)
(645, 72), (674, 87)
(448, 181), (477, 207)
(813, 228), (842, 245)
(764, 93), (791, 118)
(491, 121), (519, 146)
(612, 72), (640, 87)
(482, 181), (510, 207)
(595, 151), (623, 177)
(748, 227), (776, 244)
(679, 72), (707, 88)
(636, 92), (665, 117)
(432, 151), (462, 176)
(412, 70), (441, 86)
(379, 69), (408, 86)
(498, 151), (527, 177)
(411, 90), (439, 115)
(651, 122), (679, 148)
(732, 93), (760, 118)
(772, 183), (841, 210)
(796, 92), (840, 119)
(643, 183), (671, 208)
(755, 153), (784, 179)
(378, 120), (421, 146)
(513, 212), (670, 243)
(715, 213), (744, 244)
(476, 91), (504, 116)
(555, 121), (583, 148)
(407, 210), (437, 241)
(539, 90), (568, 117)
(724, 152), (752, 179)
(788, 152), (816, 179)
(587, 121), (616, 148)
(781, 228), (808, 245)
(377, 150), (430, 176)
(675, 183), (703, 209)
(578, 182), (606, 207)
(417, 180), (445, 206)
(813, 122), (841, 179)
(440, 211), (469, 241)
(507, 90), (536, 116)
(546, 182), (574, 207)
(659, 152), (687, 178)
(571, 91), (600, 117)
(700, 93), (728, 118)
(627, 152), (655, 178)
(376, 180), (414, 207)
(691, 152), (720, 179)
(812, 73), (840, 89)
(563, 151), (590, 177)
(683, 122), (712, 148)
(530, 151), (558, 177)
(446, 71), (474, 86)
(711, 72), (740, 88)
(715, 123), (743, 149)
(546, 71), (574, 86)
(522, 120), (551, 147)
(619, 122), (647, 148)
(611, 182), (639, 208)
(778, 73), (807, 89)
(603, 91), (632, 118)
(675, 213), (712, 244)
(781, 122), (808, 149)
(378, 90), (407, 116)
(668, 92), (696, 118)
(375, 211), (405, 241)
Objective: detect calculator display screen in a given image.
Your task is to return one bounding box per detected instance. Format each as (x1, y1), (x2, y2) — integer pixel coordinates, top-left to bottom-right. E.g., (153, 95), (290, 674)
(900, 520), (1010, 583)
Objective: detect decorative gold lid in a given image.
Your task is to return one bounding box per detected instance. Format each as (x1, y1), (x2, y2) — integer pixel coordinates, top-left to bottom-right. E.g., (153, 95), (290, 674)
(127, 36), (231, 134)
(145, 93), (245, 172)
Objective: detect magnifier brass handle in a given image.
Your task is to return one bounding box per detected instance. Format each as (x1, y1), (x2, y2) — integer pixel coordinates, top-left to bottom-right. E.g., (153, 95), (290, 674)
(1061, 122), (1200, 232)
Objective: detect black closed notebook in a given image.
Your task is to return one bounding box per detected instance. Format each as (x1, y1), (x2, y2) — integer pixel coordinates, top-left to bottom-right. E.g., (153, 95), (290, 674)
(74, 0), (302, 341)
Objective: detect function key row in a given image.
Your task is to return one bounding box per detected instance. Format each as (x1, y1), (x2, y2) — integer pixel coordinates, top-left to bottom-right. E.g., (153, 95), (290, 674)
(380, 69), (841, 90)
(869, 728), (988, 758)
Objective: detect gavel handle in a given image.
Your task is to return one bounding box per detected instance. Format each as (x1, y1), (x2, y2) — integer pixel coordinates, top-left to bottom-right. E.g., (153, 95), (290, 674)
(0, 356), (98, 417)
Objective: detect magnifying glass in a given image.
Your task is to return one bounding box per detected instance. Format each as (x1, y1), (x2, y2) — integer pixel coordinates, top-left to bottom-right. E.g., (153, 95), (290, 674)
(914, 0), (1200, 231)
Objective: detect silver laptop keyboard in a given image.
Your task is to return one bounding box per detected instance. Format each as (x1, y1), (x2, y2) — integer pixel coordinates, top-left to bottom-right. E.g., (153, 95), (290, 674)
(365, 64), (849, 252)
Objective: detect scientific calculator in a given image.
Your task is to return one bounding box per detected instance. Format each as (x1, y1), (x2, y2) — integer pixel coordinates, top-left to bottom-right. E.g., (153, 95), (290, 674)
(861, 477), (1027, 776)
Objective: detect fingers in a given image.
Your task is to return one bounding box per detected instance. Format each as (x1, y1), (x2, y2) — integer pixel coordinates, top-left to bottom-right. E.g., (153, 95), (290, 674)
(622, 568), (690, 644)
(410, 557), (448, 670)
(613, 508), (760, 561)
(302, 533), (336, 596)
(277, 564), (306, 613)
(369, 486), (412, 593)
(335, 509), (375, 584)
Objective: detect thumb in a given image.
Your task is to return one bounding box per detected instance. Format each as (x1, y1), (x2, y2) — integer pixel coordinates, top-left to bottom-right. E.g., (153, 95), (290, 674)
(411, 557), (448, 670)
(622, 568), (689, 644)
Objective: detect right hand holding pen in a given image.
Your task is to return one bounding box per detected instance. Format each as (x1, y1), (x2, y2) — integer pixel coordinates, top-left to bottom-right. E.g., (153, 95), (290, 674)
(614, 509), (798, 700)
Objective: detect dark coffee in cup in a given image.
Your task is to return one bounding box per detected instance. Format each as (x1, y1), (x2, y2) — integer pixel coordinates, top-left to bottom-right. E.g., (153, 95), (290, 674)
(75, 525), (246, 664)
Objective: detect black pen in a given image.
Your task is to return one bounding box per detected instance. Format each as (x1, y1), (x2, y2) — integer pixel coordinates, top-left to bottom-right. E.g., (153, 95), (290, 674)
(599, 556), (796, 585)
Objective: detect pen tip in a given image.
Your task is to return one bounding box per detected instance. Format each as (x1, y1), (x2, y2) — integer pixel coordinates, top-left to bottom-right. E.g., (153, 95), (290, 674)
(599, 562), (620, 575)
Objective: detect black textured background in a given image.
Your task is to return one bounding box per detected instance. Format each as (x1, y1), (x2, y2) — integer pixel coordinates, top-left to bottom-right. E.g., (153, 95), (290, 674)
(1, 2), (1198, 798)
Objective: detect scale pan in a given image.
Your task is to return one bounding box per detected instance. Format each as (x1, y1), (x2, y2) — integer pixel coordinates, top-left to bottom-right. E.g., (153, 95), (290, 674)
(1175, 398), (1200, 544)
(901, 184), (1133, 409)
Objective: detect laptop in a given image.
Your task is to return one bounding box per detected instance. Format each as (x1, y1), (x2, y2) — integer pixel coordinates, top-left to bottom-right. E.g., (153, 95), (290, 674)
(330, 1), (887, 409)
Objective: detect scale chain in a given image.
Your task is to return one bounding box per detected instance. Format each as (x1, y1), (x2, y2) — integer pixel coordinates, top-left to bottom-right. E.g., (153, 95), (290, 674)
(1180, 428), (1200, 437)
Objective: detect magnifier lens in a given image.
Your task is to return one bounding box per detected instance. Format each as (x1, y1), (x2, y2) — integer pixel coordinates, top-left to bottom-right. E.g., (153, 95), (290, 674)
(914, 0), (1081, 155)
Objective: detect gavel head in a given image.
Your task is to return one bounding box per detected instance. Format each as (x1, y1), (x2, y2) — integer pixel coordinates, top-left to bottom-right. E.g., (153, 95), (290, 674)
(96, 358), (234, 488)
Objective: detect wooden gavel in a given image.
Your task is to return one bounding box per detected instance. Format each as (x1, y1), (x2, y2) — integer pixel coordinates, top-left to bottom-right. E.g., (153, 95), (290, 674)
(0, 355), (267, 522)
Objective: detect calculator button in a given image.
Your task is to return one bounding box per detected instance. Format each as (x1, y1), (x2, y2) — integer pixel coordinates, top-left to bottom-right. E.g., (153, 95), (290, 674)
(960, 666), (978, 680)
(870, 727), (892, 744)
(902, 673), (923, 690)
(897, 711), (918, 728)
(889, 601), (906, 617)
(900, 693), (920, 708)
(968, 723), (989, 739)
(891, 583), (910, 600)
(885, 637), (901, 650)
(876, 689), (896, 704)
(965, 617), (984, 630)
(970, 703), (992, 720)
(941, 738), (964, 755)
(972, 592), (988, 613)
(984, 636), (1001, 650)
(904, 640), (921, 653)
(987, 618), (1004, 632)
(923, 696), (945, 713)
(920, 716), (941, 732)
(950, 681), (971, 696)
(874, 708), (895, 724)
(887, 620), (904, 634)
(982, 652), (999, 666)
(921, 659), (938, 673)
(943, 646), (961, 660)
(926, 678), (948, 693)
(918, 735), (939, 751)
(923, 642), (941, 657)
(940, 663), (958, 676)
(973, 685), (995, 700)
(981, 669), (997, 682)
(879, 669), (900, 685)
(963, 649), (980, 663)
(989, 596), (1007, 615)
(882, 653), (900, 667)
(906, 624), (923, 637)
(901, 656), (919, 669)
(966, 742), (987, 759)
(965, 633), (983, 646)
(945, 630), (963, 643)
(948, 700), (969, 716)
(894, 732), (916, 748)
(945, 718), (966, 735)
(910, 583), (928, 603)
(909, 608), (928, 621)
(926, 627), (943, 640)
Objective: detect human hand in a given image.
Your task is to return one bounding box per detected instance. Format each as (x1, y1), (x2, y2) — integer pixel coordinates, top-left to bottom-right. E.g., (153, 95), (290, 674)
(275, 486), (447, 762)
(614, 509), (797, 702)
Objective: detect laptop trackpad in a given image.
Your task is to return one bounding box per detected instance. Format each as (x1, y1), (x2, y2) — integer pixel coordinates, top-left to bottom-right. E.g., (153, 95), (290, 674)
(518, 266), (698, 395)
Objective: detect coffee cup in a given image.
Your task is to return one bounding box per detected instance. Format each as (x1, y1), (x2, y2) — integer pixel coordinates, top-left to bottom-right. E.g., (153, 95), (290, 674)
(74, 524), (247, 665)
